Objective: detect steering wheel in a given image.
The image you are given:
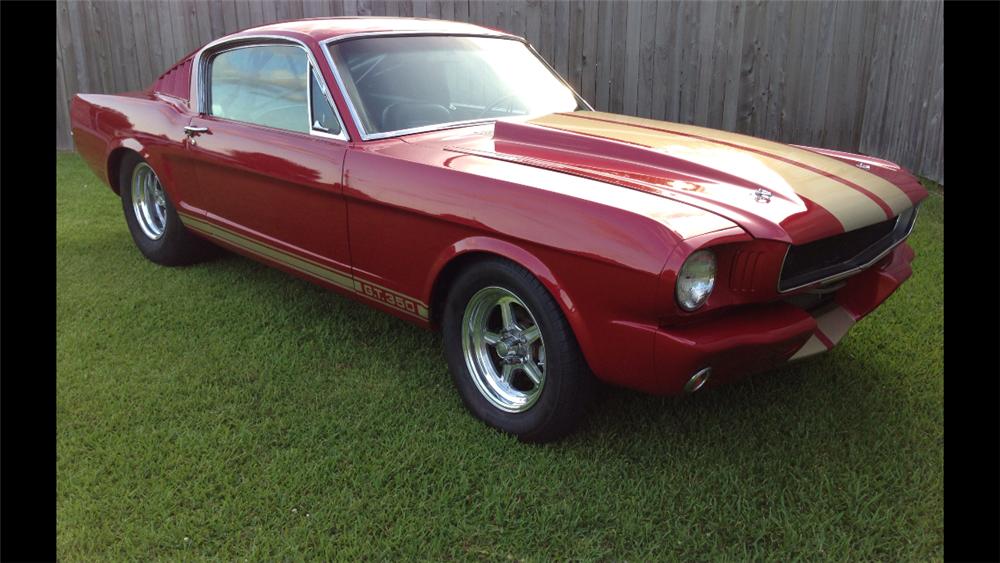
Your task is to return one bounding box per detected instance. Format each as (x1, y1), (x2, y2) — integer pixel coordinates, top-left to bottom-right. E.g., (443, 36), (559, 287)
(475, 93), (524, 119)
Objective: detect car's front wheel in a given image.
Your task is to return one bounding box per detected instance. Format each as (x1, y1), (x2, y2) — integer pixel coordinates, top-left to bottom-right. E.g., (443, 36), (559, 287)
(442, 258), (595, 442)
(119, 153), (213, 266)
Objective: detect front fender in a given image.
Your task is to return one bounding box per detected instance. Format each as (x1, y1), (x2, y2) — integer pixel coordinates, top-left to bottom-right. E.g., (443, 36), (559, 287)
(422, 236), (596, 372)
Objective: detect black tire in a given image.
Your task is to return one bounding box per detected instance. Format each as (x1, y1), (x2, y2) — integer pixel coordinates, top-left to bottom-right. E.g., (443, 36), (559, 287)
(442, 257), (595, 442)
(119, 153), (214, 266)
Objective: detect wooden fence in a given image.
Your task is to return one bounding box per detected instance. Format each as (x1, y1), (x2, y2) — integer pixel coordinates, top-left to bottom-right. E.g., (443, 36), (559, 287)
(56, 0), (944, 183)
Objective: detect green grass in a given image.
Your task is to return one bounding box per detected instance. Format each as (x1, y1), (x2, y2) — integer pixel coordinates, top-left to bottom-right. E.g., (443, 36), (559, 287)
(57, 152), (943, 560)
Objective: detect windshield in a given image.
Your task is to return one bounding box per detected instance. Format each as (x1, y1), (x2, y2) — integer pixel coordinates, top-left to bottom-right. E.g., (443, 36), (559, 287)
(327, 35), (584, 136)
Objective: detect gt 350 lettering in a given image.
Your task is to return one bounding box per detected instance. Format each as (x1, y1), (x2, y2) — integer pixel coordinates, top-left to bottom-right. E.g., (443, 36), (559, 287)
(359, 282), (419, 314)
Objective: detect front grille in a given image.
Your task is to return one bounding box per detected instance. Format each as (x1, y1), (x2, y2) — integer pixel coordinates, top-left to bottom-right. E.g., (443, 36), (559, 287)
(778, 205), (918, 292)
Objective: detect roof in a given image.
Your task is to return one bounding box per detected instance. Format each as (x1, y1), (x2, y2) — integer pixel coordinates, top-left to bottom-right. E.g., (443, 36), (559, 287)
(237, 17), (514, 42)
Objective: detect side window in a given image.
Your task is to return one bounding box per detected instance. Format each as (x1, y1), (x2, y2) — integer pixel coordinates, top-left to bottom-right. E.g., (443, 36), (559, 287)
(309, 69), (341, 135)
(210, 45), (309, 133)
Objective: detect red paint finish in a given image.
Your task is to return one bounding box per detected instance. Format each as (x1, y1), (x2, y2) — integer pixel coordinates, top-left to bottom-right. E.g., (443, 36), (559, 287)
(835, 242), (916, 320)
(69, 18), (926, 396)
(184, 115), (352, 270)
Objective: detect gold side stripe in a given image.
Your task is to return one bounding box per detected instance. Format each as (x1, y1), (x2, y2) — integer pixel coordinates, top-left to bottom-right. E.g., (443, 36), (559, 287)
(178, 212), (429, 319)
(180, 213), (354, 290)
(180, 212), (350, 281)
(184, 213), (430, 311)
(351, 278), (430, 318)
(578, 112), (913, 217)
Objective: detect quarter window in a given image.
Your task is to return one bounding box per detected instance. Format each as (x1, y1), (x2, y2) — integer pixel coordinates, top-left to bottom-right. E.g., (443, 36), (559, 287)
(310, 69), (341, 135)
(210, 44), (310, 133)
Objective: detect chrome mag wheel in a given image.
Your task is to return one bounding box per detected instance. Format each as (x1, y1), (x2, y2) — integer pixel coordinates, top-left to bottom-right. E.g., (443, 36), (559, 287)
(131, 162), (167, 240)
(461, 286), (547, 413)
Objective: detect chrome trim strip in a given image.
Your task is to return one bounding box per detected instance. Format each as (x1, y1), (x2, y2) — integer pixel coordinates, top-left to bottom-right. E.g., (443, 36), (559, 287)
(360, 118), (501, 141)
(320, 31), (593, 142)
(154, 91), (190, 104)
(191, 34), (350, 141)
(777, 205), (919, 294)
(307, 61), (346, 139)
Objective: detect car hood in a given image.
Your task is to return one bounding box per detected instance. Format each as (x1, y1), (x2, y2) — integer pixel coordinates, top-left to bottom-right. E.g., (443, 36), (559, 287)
(437, 111), (927, 244)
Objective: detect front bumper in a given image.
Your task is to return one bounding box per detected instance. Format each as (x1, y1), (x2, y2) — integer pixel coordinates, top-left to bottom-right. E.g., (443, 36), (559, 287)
(639, 241), (915, 395)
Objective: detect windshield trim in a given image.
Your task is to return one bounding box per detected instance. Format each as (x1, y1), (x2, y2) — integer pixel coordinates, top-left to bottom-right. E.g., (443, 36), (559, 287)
(321, 32), (593, 142)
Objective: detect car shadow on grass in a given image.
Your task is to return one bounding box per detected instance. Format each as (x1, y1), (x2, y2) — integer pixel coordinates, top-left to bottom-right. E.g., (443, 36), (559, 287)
(563, 347), (927, 465)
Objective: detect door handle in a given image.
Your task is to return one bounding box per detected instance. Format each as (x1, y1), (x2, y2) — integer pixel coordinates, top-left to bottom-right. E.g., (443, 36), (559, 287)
(184, 125), (209, 136)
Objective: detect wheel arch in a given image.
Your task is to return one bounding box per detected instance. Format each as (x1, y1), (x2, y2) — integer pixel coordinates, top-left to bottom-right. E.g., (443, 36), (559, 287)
(105, 139), (149, 194)
(424, 237), (596, 373)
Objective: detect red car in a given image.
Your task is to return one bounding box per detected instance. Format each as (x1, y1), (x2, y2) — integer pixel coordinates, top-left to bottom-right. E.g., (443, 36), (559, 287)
(71, 17), (926, 442)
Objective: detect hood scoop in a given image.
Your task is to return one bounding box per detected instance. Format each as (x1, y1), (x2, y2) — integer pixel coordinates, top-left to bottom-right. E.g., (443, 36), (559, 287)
(445, 118), (812, 243)
(489, 119), (774, 195)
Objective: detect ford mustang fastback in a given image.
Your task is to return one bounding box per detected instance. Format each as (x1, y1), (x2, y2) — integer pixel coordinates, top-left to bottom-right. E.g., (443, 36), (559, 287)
(71, 17), (926, 442)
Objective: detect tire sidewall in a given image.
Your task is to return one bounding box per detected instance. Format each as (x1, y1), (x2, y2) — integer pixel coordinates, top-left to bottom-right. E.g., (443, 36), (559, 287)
(442, 260), (578, 439)
(119, 154), (188, 264)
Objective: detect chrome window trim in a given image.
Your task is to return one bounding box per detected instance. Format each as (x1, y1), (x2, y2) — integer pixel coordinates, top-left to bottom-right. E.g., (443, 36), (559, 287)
(192, 34), (350, 141)
(154, 91), (190, 104)
(320, 31), (595, 142)
(776, 205), (920, 294)
(308, 62), (345, 139)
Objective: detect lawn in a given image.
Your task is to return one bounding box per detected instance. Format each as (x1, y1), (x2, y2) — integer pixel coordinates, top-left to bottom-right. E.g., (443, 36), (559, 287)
(57, 151), (943, 560)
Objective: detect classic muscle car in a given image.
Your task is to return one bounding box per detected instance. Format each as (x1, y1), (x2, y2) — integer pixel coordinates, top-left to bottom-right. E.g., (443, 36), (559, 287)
(71, 17), (926, 442)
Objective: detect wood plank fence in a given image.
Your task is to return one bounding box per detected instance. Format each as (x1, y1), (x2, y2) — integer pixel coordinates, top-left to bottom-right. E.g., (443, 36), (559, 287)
(56, 0), (944, 183)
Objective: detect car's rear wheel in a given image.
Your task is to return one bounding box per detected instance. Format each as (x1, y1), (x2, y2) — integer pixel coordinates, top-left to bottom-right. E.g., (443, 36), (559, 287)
(442, 258), (594, 442)
(120, 153), (213, 266)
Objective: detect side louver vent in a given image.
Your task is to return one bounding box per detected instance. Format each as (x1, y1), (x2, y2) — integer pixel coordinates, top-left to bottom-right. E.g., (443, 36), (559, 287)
(729, 249), (762, 293)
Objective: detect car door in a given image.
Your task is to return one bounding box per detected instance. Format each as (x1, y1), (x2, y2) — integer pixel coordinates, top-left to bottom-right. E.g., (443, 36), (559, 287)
(184, 41), (353, 277)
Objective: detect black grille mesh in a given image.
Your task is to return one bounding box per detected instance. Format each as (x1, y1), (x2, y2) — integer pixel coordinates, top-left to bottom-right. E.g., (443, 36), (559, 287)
(779, 207), (916, 291)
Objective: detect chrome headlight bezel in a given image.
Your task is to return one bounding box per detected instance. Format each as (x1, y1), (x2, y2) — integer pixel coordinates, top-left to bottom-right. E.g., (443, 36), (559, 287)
(675, 249), (717, 311)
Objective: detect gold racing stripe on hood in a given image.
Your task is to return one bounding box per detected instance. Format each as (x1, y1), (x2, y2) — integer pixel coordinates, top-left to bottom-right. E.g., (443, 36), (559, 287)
(527, 113), (886, 232)
(527, 113), (905, 232)
(575, 111), (913, 217)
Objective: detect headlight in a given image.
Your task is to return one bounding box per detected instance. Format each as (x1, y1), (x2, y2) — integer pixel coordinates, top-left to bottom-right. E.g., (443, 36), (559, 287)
(676, 249), (716, 311)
